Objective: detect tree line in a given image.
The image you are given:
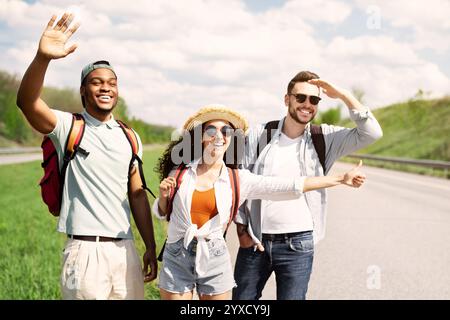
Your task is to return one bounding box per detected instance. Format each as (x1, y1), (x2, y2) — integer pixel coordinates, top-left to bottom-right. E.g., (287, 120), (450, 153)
(0, 69), (173, 146)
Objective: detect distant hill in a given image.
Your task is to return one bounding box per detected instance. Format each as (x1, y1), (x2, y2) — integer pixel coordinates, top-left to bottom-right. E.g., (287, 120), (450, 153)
(340, 96), (450, 161)
(0, 69), (174, 147)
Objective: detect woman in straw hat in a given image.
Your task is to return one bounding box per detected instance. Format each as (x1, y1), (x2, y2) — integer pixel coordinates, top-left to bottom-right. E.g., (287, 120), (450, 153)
(152, 105), (365, 300)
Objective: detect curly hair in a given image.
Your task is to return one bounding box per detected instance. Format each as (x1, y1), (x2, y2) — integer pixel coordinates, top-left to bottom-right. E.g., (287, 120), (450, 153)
(155, 124), (243, 181)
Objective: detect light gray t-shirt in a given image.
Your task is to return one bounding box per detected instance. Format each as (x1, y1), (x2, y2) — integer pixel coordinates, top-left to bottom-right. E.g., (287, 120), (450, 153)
(48, 109), (143, 239)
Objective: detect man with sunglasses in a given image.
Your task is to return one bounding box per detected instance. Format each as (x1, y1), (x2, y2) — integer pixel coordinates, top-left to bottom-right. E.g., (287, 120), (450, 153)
(233, 71), (383, 300)
(16, 13), (158, 299)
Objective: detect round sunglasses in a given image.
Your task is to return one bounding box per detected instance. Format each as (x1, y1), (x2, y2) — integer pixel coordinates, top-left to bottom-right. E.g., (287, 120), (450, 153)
(289, 93), (321, 105)
(204, 125), (235, 138)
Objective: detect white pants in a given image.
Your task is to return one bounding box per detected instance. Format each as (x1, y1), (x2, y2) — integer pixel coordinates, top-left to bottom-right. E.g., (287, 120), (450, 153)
(60, 238), (144, 300)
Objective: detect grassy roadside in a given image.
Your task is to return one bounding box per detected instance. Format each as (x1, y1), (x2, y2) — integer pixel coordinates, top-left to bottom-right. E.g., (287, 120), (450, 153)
(339, 97), (450, 179)
(0, 147), (166, 299)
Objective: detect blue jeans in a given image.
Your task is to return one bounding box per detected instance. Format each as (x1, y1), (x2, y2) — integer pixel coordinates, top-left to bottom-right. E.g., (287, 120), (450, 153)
(233, 231), (314, 300)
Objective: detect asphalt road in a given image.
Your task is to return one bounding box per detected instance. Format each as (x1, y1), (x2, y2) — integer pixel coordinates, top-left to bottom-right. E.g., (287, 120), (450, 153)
(0, 153), (42, 165)
(227, 162), (450, 300)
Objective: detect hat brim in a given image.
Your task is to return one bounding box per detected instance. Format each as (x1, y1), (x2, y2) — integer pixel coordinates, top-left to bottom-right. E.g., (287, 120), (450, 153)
(183, 106), (249, 133)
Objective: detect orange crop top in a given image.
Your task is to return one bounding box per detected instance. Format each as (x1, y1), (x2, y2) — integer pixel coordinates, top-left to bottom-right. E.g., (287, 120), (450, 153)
(190, 188), (218, 228)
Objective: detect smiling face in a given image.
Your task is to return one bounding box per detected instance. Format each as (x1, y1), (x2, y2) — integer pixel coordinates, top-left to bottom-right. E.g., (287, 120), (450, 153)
(80, 68), (118, 115)
(285, 81), (320, 125)
(201, 120), (234, 164)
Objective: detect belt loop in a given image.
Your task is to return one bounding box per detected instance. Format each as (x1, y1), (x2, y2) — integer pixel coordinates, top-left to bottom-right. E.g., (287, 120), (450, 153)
(70, 234), (74, 240)
(96, 236), (100, 243)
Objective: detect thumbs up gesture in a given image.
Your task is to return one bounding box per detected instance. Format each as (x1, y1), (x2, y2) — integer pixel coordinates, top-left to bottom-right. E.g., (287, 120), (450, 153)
(343, 160), (366, 188)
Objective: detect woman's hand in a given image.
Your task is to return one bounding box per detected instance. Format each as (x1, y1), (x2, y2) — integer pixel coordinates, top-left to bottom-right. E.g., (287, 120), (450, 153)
(343, 160), (366, 188)
(159, 177), (176, 199)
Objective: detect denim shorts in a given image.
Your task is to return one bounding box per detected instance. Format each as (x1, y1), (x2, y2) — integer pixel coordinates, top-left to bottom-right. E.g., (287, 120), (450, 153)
(158, 237), (236, 296)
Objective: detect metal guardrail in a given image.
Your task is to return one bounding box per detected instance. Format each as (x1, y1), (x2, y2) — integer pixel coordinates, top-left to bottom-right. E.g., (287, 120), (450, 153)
(346, 154), (450, 170)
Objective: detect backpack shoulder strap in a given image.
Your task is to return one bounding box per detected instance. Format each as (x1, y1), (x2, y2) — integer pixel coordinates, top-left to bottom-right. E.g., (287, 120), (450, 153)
(59, 113), (86, 201)
(166, 164), (188, 221)
(310, 124), (326, 173)
(223, 167), (240, 239)
(116, 120), (157, 198)
(156, 165), (187, 262)
(116, 120), (139, 154)
(63, 113), (86, 161)
(256, 120), (279, 160)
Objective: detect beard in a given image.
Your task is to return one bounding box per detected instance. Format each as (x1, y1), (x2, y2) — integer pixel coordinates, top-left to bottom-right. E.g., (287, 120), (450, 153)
(288, 102), (316, 125)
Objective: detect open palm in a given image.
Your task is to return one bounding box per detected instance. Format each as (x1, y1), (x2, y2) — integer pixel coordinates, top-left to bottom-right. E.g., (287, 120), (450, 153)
(38, 13), (80, 60)
(308, 79), (344, 99)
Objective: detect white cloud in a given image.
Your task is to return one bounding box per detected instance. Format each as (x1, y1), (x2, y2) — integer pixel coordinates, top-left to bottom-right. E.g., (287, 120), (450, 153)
(355, 0), (450, 53)
(279, 0), (352, 24)
(327, 35), (421, 66)
(0, 0), (449, 128)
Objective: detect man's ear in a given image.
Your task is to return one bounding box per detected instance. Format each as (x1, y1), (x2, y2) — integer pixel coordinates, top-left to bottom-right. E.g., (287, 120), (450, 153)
(80, 85), (85, 97)
(284, 94), (289, 107)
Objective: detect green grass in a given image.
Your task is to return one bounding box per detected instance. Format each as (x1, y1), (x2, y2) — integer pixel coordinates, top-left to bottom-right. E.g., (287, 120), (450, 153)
(0, 147), (166, 299)
(339, 97), (450, 178)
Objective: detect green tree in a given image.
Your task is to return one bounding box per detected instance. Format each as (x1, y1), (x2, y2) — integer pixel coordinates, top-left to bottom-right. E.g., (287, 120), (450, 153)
(317, 106), (341, 125)
(0, 68), (173, 146)
(42, 87), (82, 112)
(113, 97), (130, 121)
(2, 94), (32, 142)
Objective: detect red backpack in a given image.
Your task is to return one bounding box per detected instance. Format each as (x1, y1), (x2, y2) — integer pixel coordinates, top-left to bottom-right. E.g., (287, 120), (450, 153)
(157, 164), (240, 261)
(39, 113), (155, 216)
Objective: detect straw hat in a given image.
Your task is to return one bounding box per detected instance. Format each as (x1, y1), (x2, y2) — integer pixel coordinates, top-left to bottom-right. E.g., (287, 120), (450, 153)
(183, 104), (249, 133)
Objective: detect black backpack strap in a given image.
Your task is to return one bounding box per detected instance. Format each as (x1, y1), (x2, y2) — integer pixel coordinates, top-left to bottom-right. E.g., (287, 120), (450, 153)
(310, 124), (326, 173)
(256, 121), (326, 173)
(157, 240), (166, 262)
(256, 120), (279, 159)
(135, 155), (156, 198)
(116, 120), (156, 198)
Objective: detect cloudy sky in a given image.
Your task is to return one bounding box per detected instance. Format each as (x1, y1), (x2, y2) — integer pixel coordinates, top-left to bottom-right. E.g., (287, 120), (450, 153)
(1, 0), (449, 128)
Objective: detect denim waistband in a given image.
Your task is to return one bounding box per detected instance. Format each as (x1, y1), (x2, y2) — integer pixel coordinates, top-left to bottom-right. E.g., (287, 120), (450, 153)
(262, 231), (312, 241)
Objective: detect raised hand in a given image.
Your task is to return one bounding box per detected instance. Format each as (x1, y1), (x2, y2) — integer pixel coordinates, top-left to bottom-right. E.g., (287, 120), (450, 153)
(159, 177), (176, 199)
(343, 160), (366, 188)
(308, 79), (346, 99)
(38, 13), (80, 60)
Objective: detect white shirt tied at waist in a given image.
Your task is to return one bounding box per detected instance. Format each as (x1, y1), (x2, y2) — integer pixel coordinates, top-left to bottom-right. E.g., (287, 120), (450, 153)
(184, 221), (223, 277)
(152, 159), (305, 277)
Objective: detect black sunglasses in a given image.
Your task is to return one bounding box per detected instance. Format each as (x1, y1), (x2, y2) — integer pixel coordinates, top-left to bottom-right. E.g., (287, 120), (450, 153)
(289, 93), (321, 105)
(204, 125), (234, 138)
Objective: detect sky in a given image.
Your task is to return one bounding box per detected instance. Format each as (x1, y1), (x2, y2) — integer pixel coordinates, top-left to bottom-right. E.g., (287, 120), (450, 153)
(0, 0), (449, 128)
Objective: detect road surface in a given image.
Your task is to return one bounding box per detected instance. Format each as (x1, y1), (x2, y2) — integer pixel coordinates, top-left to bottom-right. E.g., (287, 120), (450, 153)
(227, 162), (450, 299)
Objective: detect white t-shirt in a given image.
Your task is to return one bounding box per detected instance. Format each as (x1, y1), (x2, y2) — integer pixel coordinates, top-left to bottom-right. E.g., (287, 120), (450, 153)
(48, 109), (143, 239)
(261, 133), (314, 234)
